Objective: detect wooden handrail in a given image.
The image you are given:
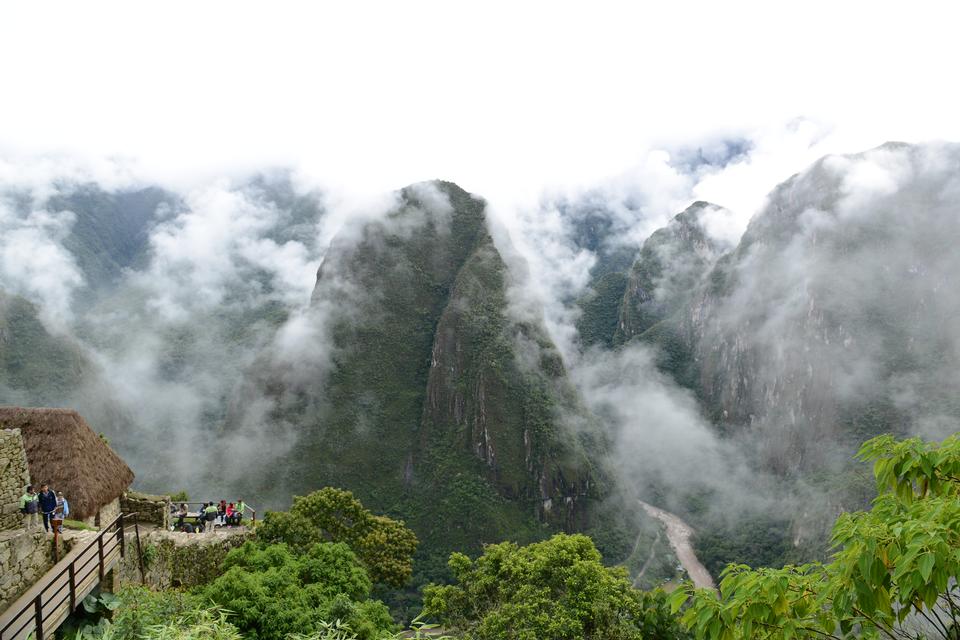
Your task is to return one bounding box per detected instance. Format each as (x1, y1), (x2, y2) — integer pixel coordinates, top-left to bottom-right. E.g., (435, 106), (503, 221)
(0, 512), (138, 640)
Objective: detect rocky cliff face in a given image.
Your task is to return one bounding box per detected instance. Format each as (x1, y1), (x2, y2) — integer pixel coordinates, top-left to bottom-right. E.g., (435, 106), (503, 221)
(618, 143), (960, 475)
(615, 201), (726, 344)
(245, 181), (603, 570)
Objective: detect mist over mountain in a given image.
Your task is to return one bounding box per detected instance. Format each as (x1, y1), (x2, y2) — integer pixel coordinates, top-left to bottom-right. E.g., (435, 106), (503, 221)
(2, 141), (959, 584)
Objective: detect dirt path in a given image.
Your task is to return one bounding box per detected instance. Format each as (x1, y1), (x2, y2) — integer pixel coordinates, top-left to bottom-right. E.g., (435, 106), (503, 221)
(638, 500), (715, 590)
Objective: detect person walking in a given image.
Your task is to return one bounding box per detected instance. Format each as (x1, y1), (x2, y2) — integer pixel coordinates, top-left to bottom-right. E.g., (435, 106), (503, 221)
(203, 501), (218, 533)
(38, 483), (58, 533)
(19, 485), (40, 531)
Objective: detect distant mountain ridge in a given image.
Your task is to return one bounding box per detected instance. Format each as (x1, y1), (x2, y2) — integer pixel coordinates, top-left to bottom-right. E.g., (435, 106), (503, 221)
(4, 142), (960, 585)
(594, 142), (960, 478)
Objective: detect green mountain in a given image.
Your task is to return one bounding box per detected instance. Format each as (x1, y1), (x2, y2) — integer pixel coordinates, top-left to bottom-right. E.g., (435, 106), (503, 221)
(578, 143), (960, 567)
(0, 291), (91, 405)
(586, 144), (960, 473)
(48, 184), (178, 291)
(237, 181), (618, 580)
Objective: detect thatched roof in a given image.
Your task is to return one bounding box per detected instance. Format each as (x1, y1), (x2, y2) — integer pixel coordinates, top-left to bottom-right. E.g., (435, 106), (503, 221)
(0, 407), (134, 519)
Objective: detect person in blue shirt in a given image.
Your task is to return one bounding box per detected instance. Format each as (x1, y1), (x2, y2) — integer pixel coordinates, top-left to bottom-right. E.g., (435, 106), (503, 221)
(38, 483), (58, 533)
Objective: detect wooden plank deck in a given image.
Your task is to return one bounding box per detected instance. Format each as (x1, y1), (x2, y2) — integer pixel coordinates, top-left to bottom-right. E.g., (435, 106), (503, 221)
(0, 521), (125, 640)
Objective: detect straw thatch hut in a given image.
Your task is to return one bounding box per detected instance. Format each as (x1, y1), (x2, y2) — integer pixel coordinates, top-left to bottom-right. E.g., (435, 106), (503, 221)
(0, 407), (134, 527)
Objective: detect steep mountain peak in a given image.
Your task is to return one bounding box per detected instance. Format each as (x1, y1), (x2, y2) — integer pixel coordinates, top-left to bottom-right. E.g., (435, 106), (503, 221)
(610, 202), (727, 348)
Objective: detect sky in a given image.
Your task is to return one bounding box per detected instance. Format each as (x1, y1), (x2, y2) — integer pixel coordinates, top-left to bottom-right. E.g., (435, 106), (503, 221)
(1, 1), (959, 226)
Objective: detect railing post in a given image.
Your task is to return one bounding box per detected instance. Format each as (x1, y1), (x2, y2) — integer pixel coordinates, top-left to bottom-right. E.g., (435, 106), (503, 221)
(98, 534), (105, 581)
(119, 514), (126, 558)
(69, 563), (76, 611)
(135, 523), (146, 584)
(34, 594), (44, 640)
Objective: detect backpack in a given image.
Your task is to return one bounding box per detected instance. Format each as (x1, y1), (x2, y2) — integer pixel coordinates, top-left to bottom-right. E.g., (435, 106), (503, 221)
(25, 498), (39, 514)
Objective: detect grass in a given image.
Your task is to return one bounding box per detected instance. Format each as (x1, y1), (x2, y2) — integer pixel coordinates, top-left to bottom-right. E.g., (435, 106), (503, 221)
(63, 519), (96, 531)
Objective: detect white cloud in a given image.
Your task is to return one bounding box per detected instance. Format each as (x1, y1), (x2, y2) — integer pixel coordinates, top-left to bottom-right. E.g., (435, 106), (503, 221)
(0, 201), (83, 328)
(0, 2), (956, 214)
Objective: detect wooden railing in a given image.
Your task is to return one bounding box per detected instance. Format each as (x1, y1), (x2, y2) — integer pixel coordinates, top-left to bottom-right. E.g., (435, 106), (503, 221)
(0, 513), (140, 640)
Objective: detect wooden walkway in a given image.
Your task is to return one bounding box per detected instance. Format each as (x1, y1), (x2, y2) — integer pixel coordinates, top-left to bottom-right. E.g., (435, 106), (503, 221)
(0, 513), (139, 640)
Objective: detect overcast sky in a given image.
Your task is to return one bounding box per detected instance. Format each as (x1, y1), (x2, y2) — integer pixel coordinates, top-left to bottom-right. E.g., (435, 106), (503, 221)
(1, 1), (958, 226)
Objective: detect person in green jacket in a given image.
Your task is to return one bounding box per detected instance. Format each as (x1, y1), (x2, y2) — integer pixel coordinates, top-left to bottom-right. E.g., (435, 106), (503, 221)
(19, 485), (40, 531)
(234, 499), (247, 526)
(203, 501), (219, 534)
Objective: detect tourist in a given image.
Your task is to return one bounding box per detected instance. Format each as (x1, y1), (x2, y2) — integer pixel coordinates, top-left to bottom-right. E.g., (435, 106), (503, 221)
(176, 503), (188, 529)
(225, 502), (236, 526)
(55, 491), (69, 533)
(19, 485), (40, 531)
(38, 483), (58, 533)
(218, 499), (227, 525)
(235, 499), (247, 526)
(203, 501), (218, 533)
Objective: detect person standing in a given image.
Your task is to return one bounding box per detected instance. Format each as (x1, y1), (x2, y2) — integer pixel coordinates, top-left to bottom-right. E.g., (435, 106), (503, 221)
(55, 491), (69, 533)
(203, 501), (218, 533)
(38, 483), (58, 533)
(19, 485), (40, 531)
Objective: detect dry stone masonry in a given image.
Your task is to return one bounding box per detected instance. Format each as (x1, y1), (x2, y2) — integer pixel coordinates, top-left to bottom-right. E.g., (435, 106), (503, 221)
(121, 491), (171, 529)
(0, 530), (53, 611)
(119, 527), (252, 589)
(0, 429), (31, 531)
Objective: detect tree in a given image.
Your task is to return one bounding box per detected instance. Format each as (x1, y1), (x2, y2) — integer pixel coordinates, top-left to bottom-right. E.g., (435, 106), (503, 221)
(201, 541), (394, 640)
(258, 487), (419, 588)
(670, 434), (960, 640)
(423, 533), (690, 639)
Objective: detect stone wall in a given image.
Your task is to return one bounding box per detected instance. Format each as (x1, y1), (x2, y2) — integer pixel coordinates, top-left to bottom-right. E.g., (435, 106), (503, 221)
(82, 496), (122, 529)
(99, 496), (121, 528)
(118, 528), (253, 590)
(121, 491), (170, 529)
(0, 429), (31, 531)
(0, 530), (53, 610)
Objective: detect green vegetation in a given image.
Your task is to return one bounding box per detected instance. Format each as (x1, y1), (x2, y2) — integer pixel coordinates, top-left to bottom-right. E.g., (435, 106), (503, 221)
(71, 587), (239, 639)
(576, 272), (628, 349)
(63, 488), (692, 640)
(258, 488), (418, 588)
(423, 533), (690, 640)
(672, 434), (960, 639)
(202, 542), (393, 640)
